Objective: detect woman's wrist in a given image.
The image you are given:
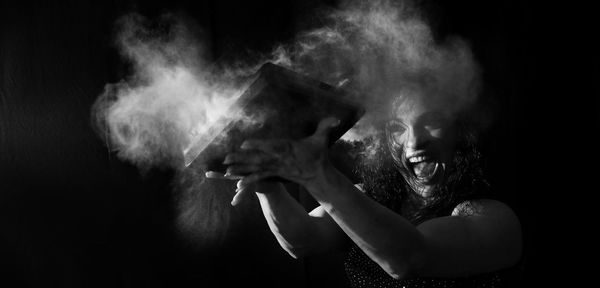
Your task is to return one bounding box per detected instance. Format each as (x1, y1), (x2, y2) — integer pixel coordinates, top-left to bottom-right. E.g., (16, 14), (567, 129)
(304, 159), (341, 198)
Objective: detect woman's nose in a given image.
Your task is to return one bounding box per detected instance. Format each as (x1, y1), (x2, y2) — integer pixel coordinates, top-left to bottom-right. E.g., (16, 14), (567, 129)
(405, 126), (427, 149)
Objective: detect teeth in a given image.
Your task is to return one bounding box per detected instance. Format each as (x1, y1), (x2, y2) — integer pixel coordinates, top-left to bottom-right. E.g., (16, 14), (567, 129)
(409, 156), (426, 163)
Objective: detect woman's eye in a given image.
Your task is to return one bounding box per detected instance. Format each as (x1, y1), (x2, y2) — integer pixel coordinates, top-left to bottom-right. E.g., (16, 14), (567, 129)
(424, 124), (441, 130)
(387, 122), (406, 134)
(424, 118), (444, 130)
(424, 123), (444, 137)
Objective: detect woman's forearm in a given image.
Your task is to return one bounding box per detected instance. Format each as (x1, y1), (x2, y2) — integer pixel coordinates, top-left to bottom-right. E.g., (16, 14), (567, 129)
(306, 164), (427, 279)
(255, 184), (324, 258)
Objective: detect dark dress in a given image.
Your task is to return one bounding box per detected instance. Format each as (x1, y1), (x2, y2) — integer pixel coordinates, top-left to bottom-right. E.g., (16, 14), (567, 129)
(342, 196), (522, 288)
(342, 186), (521, 287)
(344, 243), (519, 288)
(341, 143), (522, 287)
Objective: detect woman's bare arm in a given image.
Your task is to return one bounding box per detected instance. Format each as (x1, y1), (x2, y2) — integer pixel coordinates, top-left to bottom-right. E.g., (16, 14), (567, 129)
(415, 199), (522, 277)
(306, 165), (522, 279)
(252, 182), (348, 258)
(223, 118), (522, 279)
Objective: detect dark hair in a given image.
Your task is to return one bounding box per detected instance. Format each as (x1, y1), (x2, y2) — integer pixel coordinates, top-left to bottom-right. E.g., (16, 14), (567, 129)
(354, 115), (492, 224)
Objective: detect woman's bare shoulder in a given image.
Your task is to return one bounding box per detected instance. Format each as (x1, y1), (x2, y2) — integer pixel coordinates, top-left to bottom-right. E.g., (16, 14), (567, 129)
(451, 199), (519, 220)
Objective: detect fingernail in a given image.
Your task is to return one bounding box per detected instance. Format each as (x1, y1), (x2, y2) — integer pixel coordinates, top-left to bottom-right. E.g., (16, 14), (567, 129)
(241, 140), (254, 150)
(205, 171), (221, 178)
(231, 191), (242, 206)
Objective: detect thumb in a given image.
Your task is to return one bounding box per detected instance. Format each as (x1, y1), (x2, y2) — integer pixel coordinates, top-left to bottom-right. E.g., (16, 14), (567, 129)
(231, 181), (255, 206)
(311, 117), (341, 145)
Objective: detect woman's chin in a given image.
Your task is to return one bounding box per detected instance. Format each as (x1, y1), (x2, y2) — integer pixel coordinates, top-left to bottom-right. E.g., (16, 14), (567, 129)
(412, 184), (434, 198)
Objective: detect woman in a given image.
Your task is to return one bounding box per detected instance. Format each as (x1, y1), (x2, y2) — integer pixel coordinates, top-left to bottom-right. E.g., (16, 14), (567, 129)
(206, 0), (522, 285)
(205, 82), (522, 287)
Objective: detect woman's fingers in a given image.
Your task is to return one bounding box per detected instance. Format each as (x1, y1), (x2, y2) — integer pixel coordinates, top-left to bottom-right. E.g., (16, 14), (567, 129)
(316, 117), (341, 134)
(224, 151), (264, 165)
(205, 171), (224, 178)
(239, 139), (270, 151)
(222, 150), (279, 178)
(310, 117), (341, 145)
(225, 164), (262, 177)
(231, 183), (255, 206)
(205, 171), (243, 180)
(230, 187), (245, 206)
(238, 170), (280, 189)
(206, 173), (282, 206)
(240, 139), (292, 156)
(223, 150), (277, 165)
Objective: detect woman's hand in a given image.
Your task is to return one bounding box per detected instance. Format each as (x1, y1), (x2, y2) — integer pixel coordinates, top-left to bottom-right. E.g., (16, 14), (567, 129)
(226, 117), (339, 187)
(206, 117), (340, 205)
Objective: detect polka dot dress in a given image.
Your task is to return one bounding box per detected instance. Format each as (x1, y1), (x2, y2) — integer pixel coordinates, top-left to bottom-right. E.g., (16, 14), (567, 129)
(344, 245), (505, 288)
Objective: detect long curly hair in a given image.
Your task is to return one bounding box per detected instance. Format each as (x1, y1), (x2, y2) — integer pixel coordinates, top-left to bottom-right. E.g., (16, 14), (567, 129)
(354, 116), (491, 225)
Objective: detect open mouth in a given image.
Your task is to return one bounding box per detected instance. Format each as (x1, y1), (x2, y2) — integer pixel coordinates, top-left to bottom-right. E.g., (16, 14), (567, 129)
(407, 155), (441, 183)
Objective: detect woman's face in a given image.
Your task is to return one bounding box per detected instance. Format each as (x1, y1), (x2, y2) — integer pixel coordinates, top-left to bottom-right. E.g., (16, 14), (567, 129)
(386, 94), (457, 197)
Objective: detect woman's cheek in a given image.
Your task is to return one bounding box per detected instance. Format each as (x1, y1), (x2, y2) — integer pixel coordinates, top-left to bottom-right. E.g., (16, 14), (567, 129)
(428, 128), (443, 139)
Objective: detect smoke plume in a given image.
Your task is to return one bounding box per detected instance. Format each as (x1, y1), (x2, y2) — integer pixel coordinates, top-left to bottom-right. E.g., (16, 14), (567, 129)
(274, 0), (481, 146)
(92, 14), (265, 247)
(92, 0), (482, 246)
(94, 0), (481, 170)
(93, 14), (257, 171)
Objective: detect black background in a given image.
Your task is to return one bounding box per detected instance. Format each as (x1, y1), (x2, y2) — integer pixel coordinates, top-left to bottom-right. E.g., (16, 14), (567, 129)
(1, 0), (597, 287)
